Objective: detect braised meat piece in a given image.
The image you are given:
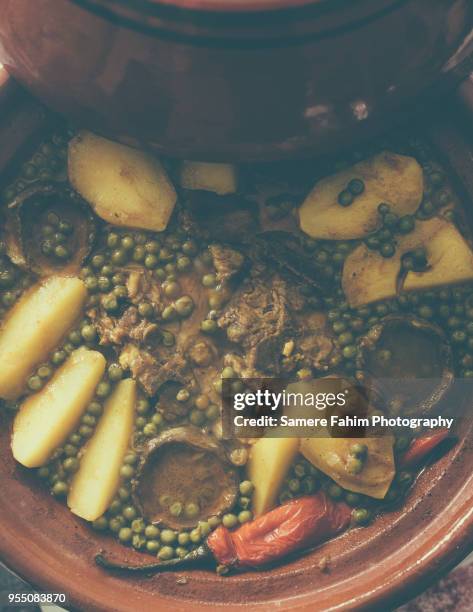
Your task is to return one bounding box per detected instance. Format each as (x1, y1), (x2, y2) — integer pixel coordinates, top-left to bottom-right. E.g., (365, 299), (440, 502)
(209, 243), (246, 284)
(217, 275), (292, 375)
(96, 307), (160, 346)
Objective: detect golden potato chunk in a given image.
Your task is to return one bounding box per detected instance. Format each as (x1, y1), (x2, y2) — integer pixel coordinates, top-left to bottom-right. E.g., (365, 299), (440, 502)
(12, 348), (106, 468)
(0, 275), (87, 400)
(247, 436), (299, 516)
(298, 151), (423, 240)
(68, 131), (177, 232)
(301, 437), (395, 499)
(68, 379), (136, 521)
(180, 161), (237, 195)
(342, 217), (473, 307)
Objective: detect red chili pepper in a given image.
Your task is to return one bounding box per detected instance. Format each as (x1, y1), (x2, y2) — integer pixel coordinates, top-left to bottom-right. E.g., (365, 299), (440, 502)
(207, 492), (351, 568)
(95, 492), (351, 574)
(400, 429), (450, 468)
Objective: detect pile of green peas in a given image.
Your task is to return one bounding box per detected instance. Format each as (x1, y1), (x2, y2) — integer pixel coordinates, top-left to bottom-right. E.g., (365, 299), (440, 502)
(278, 457), (321, 505)
(39, 210), (74, 261)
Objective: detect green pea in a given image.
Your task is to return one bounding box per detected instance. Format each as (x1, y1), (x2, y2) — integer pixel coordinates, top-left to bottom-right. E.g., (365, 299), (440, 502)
(205, 404), (219, 421)
(184, 502), (200, 519)
(117, 527), (132, 543)
(145, 524), (160, 539)
(122, 506), (137, 521)
(145, 240), (160, 254)
(84, 276), (98, 292)
(143, 423), (157, 437)
(64, 444), (78, 457)
(178, 532), (190, 546)
(380, 242), (395, 258)
(152, 413), (163, 426)
(182, 240), (197, 255)
(124, 452), (138, 465)
(174, 256), (190, 273)
(160, 529), (177, 544)
(338, 331), (354, 347)
(162, 305), (177, 320)
(378, 203), (390, 215)
(121, 236), (135, 251)
(88, 401), (102, 416)
(136, 399), (150, 415)
(117, 486), (130, 501)
(222, 513), (238, 529)
(158, 546), (174, 560)
(81, 324), (97, 343)
(202, 273), (217, 288)
(175, 295), (194, 317)
(138, 302), (154, 318)
(132, 534), (146, 549)
(189, 409), (206, 426)
(96, 381), (111, 398)
(417, 305), (433, 319)
(163, 281), (180, 298)
(346, 456), (364, 474)
(288, 478), (300, 493)
(92, 517), (108, 531)
(98, 276), (111, 292)
(398, 215), (415, 234)
(337, 190), (353, 207)
(62, 456), (79, 473)
(52, 481), (68, 496)
(0, 269), (15, 288)
(208, 516), (221, 529)
(350, 442), (367, 458)
(383, 212), (399, 228)
(327, 483), (343, 500)
(82, 413), (96, 427)
(161, 330), (175, 346)
(347, 178), (364, 196)
(27, 375), (43, 392)
(201, 319), (218, 334)
(345, 492), (362, 507)
(37, 364), (53, 379)
(342, 345), (357, 360)
(103, 296), (118, 312)
(144, 254), (159, 269)
(106, 233), (120, 248)
(239, 496), (251, 510)
(108, 363), (123, 381)
(111, 249), (127, 265)
(352, 508), (371, 526)
(109, 517), (125, 533)
(131, 518), (145, 533)
(53, 245), (69, 260)
(79, 425), (93, 437)
(146, 540), (160, 553)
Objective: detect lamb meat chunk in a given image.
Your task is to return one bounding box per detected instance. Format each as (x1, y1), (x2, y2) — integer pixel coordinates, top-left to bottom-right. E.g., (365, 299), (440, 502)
(96, 306), (160, 346)
(119, 344), (162, 396)
(217, 275), (292, 374)
(209, 243), (246, 285)
(119, 343), (191, 397)
(126, 269), (161, 307)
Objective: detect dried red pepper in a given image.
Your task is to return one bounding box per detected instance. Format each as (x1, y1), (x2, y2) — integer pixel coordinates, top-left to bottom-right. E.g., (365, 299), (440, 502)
(95, 492), (351, 573)
(400, 429), (450, 468)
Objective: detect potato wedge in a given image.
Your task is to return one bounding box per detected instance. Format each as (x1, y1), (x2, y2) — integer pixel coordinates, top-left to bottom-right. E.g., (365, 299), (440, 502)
(247, 437), (299, 516)
(403, 219), (473, 291)
(342, 217), (473, 307)
(0, 275), (87, 400)
(299, 151), (423, 240)
(180, 161), (237, 195)
(12, 348), (106, 468)
(68, 379), (136, 521)
(342, 243), (401, 307)
(68, 131), (177, 232)
(301, 437), (395, 499)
